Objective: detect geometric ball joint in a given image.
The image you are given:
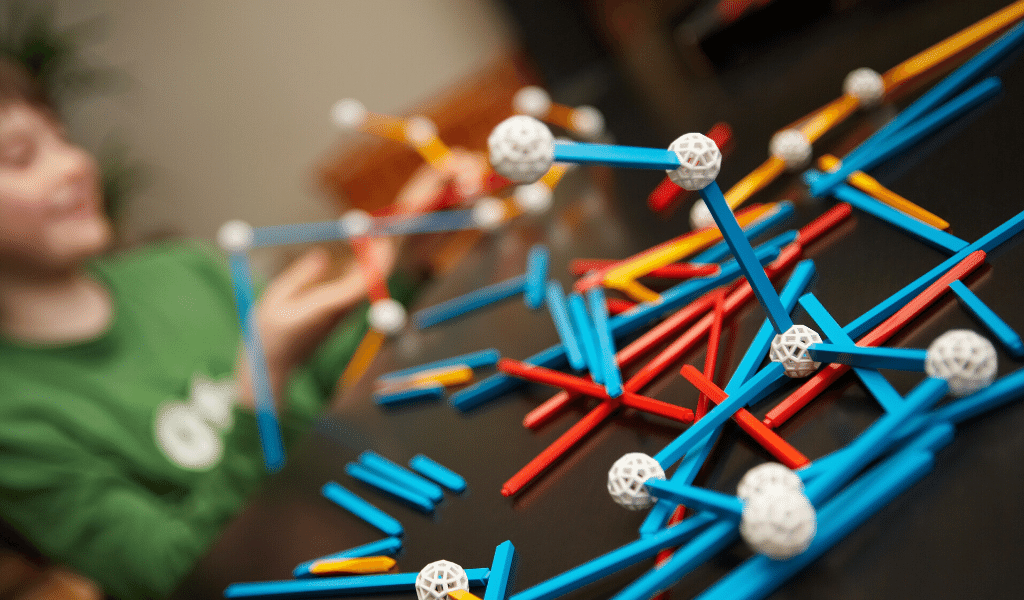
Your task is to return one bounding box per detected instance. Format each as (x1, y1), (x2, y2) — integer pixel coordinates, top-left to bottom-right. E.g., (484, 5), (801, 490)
(843, 67), (885, 108)
(769, 129), (812, 171)
(924, 329), (997, 397)
(368, 298), (407, 336)
(415, 560), (470, 600)
(770, 325), (823, 378)
(736, 462), (803, 503)
(607, 452), (666, 511)
(488, 115), (555, 184)
(740, 487), (817, 560)
(666, 133), (722, 191)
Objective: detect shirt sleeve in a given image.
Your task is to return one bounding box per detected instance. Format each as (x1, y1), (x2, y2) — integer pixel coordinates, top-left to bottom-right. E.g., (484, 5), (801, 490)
(0, 410), (265, 600)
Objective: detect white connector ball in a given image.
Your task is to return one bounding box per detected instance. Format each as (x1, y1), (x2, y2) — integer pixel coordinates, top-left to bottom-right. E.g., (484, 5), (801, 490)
(770, 325), (823, 378)
(689, 199), (716, 230)
(607, 452), (666, 511)
(216, 220), (254, 253)
(488, 115), (555, 184)
(415, 560), (469, 600)
(368, 299), (407, 336)
(667, 133), (722, 191)
(471, 197), (506, 230)
(339, 209), (373, 237)
(925, 329), (997, 397)
(843, 67), (885, 108)
(405, 116), (438, 145)
(570, 106), (605, 140)
(769, 129), (812, 171)
(512, 85), (552, 117)
(736, 462), (803, 502)
(513, 182), (554, 215)
(740, 487), (817, 560)
(330, 98), (368, 129)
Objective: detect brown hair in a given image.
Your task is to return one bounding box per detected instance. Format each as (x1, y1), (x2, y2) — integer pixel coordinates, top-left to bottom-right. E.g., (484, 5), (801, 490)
(0, 57), (53, 113)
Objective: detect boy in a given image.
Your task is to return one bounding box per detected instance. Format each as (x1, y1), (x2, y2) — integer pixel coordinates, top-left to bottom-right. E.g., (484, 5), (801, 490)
(0, 58), (469, 599)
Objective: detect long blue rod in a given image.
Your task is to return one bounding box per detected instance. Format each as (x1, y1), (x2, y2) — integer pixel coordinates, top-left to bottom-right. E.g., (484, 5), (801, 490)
(320, 482), (403, 537)
(524, 245), (550, 309)
(807, 342), (927, 371)
(587, 286), (624, 397)
(553, 141), (680, 170)
(358, 451), (445, 503)
(485, 540), (517, 600)
(546, 282), (587, 371)
(228, 252), (285, 472)
(224, 568), (490, 599)
(691, 201), (795, 264)
(414, 275), (527, 329)
(700, 181), (793, 332)
(252, 221), (350, 248)
(949, 280), (1024, 358)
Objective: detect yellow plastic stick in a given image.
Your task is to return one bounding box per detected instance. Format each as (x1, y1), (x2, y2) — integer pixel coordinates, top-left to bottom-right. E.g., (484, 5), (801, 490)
(540, 163), (572, 189)
(376, 365), (474, 393)
(883, 0), (1024, 92)
(362, 113), (409, 144)
(448, 590), (484, 600)
(308, 556), (397, 576)
(604, 204), (774, 296)
(341, 330), (385, 389)
(405, 118), (452, 168)
(723, 157), (787, 210)
(817, 154), (949, 230)
(610, 279), (663, 304)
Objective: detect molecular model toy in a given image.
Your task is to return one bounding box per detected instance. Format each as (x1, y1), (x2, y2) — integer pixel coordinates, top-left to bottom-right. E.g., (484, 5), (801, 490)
(221, 4), (1024, 600)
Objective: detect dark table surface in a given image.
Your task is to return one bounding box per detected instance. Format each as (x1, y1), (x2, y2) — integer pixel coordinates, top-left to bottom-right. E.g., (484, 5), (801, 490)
(174, 1), (1024, 598)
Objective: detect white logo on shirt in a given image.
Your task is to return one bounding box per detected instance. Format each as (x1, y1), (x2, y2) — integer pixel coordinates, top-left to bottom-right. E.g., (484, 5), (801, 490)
(154, 374), (237, 470)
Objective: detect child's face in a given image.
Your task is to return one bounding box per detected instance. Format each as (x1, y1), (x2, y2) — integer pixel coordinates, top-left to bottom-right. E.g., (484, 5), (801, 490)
(0, 103), (110, 272)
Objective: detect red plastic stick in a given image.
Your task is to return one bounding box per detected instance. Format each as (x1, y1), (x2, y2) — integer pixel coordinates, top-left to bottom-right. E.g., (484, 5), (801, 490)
(763, 250), (986, 429)
(350, 237), (391, 302)
(681, 365), (811, 468)
(696, 291), (726, 419)
(606, 297), (637, 316)
(795, 203), (853, 247)
(499, 359), (692, 424)
(502, 398), (619, 497)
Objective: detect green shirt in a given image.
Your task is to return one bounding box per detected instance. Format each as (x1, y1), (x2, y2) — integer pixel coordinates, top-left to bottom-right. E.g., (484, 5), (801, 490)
(0, 241), (372, 600)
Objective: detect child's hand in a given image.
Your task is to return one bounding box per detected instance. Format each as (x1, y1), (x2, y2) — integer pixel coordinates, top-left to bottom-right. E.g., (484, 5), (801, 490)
(235, 239), (394, 410)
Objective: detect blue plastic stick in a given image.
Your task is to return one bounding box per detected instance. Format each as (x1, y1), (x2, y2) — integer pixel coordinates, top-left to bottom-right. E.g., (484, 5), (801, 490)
(586, 287), (624, 397)
(811, 21), (1024, 194)
(655, 362), (788, 468)
(553, 141), (680, 170)
(379, 349), (501, 382)
(485, 540), (517, 600)
(691, 201), (795, 264)
(450, 244), (782, 411)
(807, 174), (968, 254)
(509, 512), (716, 600)
(227, 252), (285, 472)
(845, 210), (1024, 341)
(408, 454), (467, 493)
(803, 377), (948, 506)
(842, 77), (1002, 182)
(358, 451), (445, 503)
(949, 280), (1024, 358)
(807, 342), (927, 371)
(640, 429), (720, 537)
(700, 181), (793, 333)
(373, 383), (445, 406)
(611, 518), (737, 600)
(799, 293), (902, 412)
(370, 209), (479, 236)
(224, 568), (490, 599)
(695, 450), (935, 600)
(414, 275), (527, 329)
(644, 479), (744, 519)
(568, 292), (604, 384)
(320, 482), (403, 537)
(344, 463), (434, 513)
(932, 366), (1024, 425)
(252, 221), (349, 248)
(293, 537), (402, 578)
(731, 261), (816, 387)
(545, 282), (586, 371)
(524, 245), (550, 309)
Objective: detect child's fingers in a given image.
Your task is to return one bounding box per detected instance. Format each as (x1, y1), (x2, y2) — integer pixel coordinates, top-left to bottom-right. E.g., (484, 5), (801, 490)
(271, 247), (330, 298)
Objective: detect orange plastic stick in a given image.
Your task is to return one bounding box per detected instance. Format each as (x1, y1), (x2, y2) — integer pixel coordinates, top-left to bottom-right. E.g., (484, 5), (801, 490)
(722, 157), (787, 210)
(763, 250), (986, 428)
(681, 365), (810, 469)
(796, 95), (860, 144)
(449, 590), (484, 600)
(340, 330), (385, 389)
(308, 556), (397, 576)
(818, 154), (949, 230)
(883, 0), (1024, 93)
